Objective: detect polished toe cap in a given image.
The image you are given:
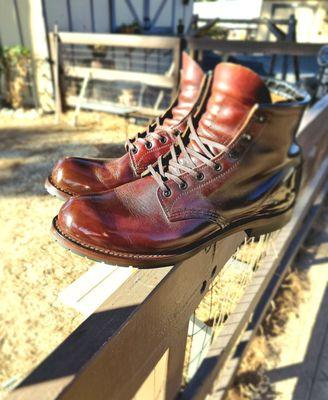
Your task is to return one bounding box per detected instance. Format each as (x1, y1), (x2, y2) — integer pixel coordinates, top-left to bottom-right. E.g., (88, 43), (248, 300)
(51, 157), (109, 195)
(57, 193), (130, 252)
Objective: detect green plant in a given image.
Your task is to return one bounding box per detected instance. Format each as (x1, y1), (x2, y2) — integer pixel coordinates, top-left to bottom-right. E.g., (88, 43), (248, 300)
(0, 45), (31, 108)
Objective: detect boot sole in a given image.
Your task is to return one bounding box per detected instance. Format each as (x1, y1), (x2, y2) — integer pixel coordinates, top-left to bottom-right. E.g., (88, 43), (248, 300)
(51, 208), (293, 268)
(45, 176), (72, 201)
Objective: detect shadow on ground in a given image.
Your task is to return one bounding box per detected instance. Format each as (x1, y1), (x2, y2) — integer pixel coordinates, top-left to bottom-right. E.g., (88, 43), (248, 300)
(0, 124), (127, 197)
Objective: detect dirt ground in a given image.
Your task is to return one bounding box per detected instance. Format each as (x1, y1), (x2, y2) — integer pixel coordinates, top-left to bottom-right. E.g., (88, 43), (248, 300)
(0, 110), (142, 396)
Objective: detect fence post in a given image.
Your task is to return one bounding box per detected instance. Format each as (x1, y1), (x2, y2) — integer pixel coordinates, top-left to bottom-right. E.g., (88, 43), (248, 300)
(52, 24), (63, 122)
(165, 322), (189, 399)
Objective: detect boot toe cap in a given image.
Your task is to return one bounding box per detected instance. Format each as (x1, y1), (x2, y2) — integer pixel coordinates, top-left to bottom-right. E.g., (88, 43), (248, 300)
(51, 157), (108, 195)
(57, 195), (127, 252)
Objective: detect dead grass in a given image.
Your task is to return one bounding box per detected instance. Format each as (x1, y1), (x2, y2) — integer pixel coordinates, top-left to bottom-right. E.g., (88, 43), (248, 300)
(226, 200), (328, 400)
(183, 235), (274, 386)
(226, 258), (311, 399)
(0, 110), (142, 397)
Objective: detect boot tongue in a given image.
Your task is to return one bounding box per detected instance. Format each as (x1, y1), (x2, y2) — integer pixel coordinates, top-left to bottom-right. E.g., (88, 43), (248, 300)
(162, 52), (204, 129)
(189, 62), (272, 162)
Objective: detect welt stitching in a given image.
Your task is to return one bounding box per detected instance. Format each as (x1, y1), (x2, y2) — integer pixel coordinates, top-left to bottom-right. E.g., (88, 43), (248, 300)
(170, 210), (223, 224)
(49, 176), (76, 195)
(171, 209), (219, 217)
(56, 220), (168, 259)
(171, 208), (228, 222)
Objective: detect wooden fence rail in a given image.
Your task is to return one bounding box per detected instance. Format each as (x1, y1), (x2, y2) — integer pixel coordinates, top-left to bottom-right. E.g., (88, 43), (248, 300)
(186, 37), (322, 57)
(8, 96), (328, 400)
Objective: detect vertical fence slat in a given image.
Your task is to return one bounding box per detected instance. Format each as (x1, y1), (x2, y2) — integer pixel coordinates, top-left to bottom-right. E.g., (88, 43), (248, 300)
(165, 322), (189, 400)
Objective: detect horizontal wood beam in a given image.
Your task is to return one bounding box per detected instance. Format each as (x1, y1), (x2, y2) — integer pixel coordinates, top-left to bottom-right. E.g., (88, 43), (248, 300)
(9, 233), (245, 400)
(209, 182), (327, 399)
(186, 37), (322, 56)
(183, 153), (328, 400)
(57, 32), (180, 50)
(197, 17), (291, 25)
(297, 95), (328, 184)
(66, 96), (165, 118)
(64, 65), (175, 88)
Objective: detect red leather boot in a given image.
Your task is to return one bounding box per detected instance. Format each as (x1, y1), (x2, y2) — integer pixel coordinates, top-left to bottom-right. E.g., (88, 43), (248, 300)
(52, 63), (310, 267)
(45, 52), (206, 199)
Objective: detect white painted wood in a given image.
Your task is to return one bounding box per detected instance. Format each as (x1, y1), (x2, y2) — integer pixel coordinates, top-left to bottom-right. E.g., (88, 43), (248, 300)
(193, 0), (262, 20)
(59, 264), (134, 317)
(64, 65), (175, 87)
(29, 0), (54, 111)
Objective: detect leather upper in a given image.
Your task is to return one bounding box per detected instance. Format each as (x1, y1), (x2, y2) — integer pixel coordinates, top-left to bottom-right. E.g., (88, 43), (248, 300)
(57, 63), (310, 255)
(50, 52), (205, 195)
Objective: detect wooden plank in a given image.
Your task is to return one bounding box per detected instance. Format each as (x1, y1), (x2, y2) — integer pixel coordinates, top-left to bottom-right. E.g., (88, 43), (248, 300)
(66, 96), (165, 118)
(133, 349), (169, 400)
(172, 37), (181, 98)
(64, 65), (175, 88)
(49, 30), (63, 119)
(182, 155), (328, 400)
(210, 183), (328, 400)
(165, 322), (189, 400)
(57, 32), (180, 50)
(182, 98), (328, 398)
(186, 37), (322, 56)
(197, 18), (291, 26)
(9, 233), (245, 400)
(298, 287), (328, 400)
(297, 95), (328, 184)
(58, 264), (134, 317)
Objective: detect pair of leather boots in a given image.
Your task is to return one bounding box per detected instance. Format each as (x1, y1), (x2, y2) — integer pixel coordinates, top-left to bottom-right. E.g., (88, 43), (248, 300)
(46, 53), (309, 267)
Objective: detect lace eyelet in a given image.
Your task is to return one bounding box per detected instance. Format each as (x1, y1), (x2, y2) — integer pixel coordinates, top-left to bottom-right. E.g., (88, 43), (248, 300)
(163, 188), (172, 197)
(214, 163), (222, 172)
(256, 114), (266, 123)
(241, 133), (252, 142)
(179, 181), (188, 190)
(132, 147), (138, 154)
(145, 142), (153, 150)
(228, 149), (239, 160)
(196, 172), (204, 181)
(160, 136), (167, 144)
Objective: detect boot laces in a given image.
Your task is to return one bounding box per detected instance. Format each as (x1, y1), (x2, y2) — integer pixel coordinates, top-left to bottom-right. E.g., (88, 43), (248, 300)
(125, 117), (176, 153)
(149, 116), (229, 193)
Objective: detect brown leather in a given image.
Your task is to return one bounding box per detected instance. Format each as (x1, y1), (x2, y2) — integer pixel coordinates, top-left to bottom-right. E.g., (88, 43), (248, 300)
(48, 52), (205, 197)
(194, 63), (271, 153)
(54, 63), (310, 267)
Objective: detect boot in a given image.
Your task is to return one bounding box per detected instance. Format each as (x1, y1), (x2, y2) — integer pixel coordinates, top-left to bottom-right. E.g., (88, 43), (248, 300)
(45, 52), (206, 199)
(52, 63), (310, 267)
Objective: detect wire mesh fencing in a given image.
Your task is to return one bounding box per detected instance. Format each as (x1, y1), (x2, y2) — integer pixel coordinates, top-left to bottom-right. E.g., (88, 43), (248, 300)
(61, 44), (175, 111)
(182, 232), (279, 386)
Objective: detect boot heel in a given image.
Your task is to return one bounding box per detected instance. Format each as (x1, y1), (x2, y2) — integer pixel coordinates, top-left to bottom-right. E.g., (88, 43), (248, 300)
(246, 210), (292, 238)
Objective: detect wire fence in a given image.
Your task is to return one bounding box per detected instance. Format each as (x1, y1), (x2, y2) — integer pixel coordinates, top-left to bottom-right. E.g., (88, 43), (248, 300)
(183, 232), (278, 386)
(62, 44), (175, 111)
